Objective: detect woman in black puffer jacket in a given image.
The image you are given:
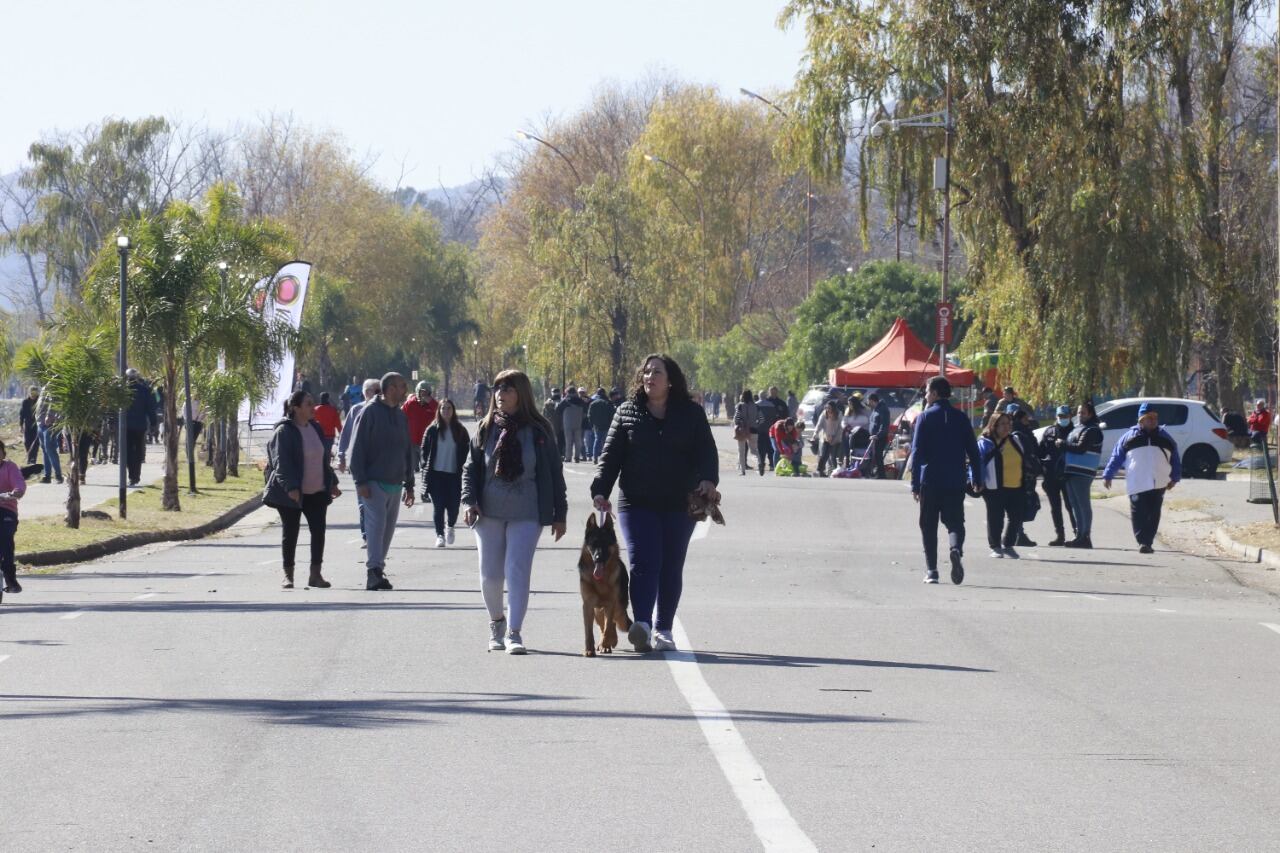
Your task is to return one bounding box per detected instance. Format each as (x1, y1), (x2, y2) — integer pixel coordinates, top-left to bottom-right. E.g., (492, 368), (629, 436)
(591, 354), (720, 653)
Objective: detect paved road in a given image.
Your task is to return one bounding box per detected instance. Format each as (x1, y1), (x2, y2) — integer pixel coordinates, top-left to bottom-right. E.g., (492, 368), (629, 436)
(2, 426), (1279, 851)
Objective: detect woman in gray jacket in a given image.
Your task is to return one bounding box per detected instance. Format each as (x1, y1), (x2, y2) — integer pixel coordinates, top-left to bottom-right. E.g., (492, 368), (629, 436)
(262, 391), (341, 589)
(733, 389), (757, 475)
(462, 370), (567, 655)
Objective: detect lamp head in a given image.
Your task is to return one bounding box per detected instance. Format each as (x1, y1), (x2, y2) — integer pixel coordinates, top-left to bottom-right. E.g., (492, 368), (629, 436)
(870, 121), (886, 139)
(643, 154), (656, 162)
(515, 130), (530, 141)
(116, 235), (130, 250)
(217, 261), (228, 271)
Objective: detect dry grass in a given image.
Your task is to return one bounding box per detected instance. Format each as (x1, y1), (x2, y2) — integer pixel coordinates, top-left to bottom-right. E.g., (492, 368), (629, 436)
(1228, 521), (1280, 554)
(18, 470), (261, 562)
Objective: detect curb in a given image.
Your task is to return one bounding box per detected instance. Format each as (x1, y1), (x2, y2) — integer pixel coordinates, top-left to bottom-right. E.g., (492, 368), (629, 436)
(1212, 526), (1280, 570)
(17, 495), (266, 568)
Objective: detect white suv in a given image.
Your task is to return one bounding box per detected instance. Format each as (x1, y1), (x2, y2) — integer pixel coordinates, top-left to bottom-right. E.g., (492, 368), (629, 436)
(1036, 397), (1232, 479)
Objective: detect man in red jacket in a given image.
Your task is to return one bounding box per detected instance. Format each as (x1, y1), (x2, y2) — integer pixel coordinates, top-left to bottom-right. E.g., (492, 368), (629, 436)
(403, 383), (439, 498)
(1247, 399), (1272, 445)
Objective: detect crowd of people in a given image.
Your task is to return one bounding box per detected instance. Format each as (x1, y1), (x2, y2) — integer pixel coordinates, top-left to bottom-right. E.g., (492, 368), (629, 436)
(260, 355), (719, 656)
(911, 375), (1183, 584)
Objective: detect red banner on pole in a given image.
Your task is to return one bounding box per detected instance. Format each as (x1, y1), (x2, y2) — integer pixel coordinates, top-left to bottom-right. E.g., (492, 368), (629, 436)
(936, 302), (953, 345)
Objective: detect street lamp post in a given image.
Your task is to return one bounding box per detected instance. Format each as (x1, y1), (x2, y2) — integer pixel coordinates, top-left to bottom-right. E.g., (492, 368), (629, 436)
(643, 153), (708, 339)
(515, 130), (582, 184)
(116, 235), (129, 519)
(740, 88), (814, 295)
(869, 65), (954, 377)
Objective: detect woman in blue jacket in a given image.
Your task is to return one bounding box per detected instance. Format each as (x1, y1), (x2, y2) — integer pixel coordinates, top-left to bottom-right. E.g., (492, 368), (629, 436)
(1062, 401), (1103, 549)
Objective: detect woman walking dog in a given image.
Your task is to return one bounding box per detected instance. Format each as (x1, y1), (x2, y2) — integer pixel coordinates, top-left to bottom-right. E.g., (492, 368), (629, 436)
(592, 354), (719, 653)
(462, 370), (567, 655)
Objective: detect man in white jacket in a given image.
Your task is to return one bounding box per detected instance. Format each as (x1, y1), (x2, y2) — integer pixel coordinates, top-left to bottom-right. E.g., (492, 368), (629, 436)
(1102, 403), (1181, 554)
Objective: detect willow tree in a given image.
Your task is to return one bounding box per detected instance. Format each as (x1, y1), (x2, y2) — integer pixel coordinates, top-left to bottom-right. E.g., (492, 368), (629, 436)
(780, 0), (1276, 401)
(85, 183), (291, 510)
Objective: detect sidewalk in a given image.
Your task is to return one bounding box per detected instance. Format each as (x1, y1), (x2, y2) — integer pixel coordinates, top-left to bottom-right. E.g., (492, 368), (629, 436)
(20, 455), (169, 521)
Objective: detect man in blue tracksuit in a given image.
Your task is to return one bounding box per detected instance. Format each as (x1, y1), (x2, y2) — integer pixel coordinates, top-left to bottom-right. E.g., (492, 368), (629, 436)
(1102, 402), (1181, 554)
(910, 376), (984, 584)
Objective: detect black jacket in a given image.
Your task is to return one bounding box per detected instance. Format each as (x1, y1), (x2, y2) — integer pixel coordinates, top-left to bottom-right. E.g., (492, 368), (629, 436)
(262, 419), (338, 509)
(869, 401), (891, 442)
(588, 395), (616, 431)
(590, 397), (720, 513)
(420, 421), (469, 475)
(19, 397), (36, 432)
(461, 420), (568, 526)
(1037, 422), (1073, 481)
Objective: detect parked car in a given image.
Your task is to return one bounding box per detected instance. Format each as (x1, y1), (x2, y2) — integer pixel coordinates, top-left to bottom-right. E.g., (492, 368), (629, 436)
(1033, 397), (1232, 479)
(796, 385), (915, 425)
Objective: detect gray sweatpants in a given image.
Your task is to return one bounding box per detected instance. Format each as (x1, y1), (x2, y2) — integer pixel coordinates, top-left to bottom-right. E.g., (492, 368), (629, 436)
(474, 516), (542, 631)
(363, 486), (402, 571)
(563, 424), (583, 461)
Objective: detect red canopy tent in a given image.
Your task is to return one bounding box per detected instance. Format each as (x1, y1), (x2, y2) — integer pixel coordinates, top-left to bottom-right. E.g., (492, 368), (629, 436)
(828, 317), (975, 387)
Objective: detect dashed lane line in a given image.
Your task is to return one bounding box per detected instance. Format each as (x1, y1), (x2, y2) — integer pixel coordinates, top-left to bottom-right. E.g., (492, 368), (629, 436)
(1262, 623), (1280, 637)
(0, 655), (9, 664)
(133, 593), (156, 600)
(668, 617), (818, 853)
(59, 611), (83, 621)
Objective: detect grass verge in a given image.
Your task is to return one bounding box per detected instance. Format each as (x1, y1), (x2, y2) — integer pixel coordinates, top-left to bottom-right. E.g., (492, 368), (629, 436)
(18, 470), (261, 566)
(1226, 521), (1280, 554)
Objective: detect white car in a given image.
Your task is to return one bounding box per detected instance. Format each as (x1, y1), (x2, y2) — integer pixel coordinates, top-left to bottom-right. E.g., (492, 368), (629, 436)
(1033, 397), (1232, 479)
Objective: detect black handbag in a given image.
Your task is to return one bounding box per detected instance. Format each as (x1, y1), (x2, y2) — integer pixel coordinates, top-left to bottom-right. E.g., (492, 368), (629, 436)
(1024, 487), (1041, 522)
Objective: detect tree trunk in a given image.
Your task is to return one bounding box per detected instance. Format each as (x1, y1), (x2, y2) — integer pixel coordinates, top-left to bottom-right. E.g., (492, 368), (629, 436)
(213, 418), (228, 483)
(228, 420), (240, 478)
(162, 358), (182, 511)
(64, 429), (81, 529)
(442, 357), (453, 400)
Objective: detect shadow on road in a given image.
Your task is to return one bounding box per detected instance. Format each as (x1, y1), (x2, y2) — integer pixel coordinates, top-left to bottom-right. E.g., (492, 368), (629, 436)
(0, 600), (487, 616)
(965, 584), (1152, 598)
(689, 651), (993, 672)
(0, 690), (911, 728)
(31, 572), (224, 581)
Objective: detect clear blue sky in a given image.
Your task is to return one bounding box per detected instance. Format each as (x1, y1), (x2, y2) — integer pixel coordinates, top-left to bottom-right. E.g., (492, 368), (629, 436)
(5, 0), (807, 189)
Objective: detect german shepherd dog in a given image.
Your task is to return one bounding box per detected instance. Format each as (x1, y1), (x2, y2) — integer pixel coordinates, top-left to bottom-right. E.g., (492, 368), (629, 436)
(578, 512), (632, 657)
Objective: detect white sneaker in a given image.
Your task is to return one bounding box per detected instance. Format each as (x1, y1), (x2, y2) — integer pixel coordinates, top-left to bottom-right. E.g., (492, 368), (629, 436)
(628, 621), (652, 653)
(506, 631), (527, 655)
(435, 535), (446, 548)
(653, 630), (676, 651)
(446, 526), (455, 545)
(488, 618), (506, 651)
(989, 549), (1004, 558)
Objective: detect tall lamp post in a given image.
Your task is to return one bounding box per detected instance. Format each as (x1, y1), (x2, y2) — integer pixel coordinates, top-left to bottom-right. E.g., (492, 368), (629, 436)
(739, 88), (815, 294)
(869, 65), (954, 377)
(217, 260), (229, 476)
(642, 153), (708, 339)
(516, 130), (584, 383)
(116, 235), (129, 519)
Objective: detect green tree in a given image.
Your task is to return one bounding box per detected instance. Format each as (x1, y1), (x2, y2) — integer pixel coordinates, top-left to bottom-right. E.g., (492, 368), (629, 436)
(752, 261), (950, 391)
(84, 184), (291, 510)
(15, 328), (128, 528)
(695, 326), (765, 396)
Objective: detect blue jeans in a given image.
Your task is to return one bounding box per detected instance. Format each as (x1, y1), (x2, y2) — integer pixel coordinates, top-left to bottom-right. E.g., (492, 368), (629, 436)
(591, 429), (607, 460)
(39, 426), (62, 480)
(617, 508), (697, 631)
(1064, 475), (1093, 537)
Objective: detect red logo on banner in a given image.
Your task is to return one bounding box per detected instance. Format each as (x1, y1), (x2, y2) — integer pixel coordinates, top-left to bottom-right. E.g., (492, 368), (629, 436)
(936, 302), (953, 345)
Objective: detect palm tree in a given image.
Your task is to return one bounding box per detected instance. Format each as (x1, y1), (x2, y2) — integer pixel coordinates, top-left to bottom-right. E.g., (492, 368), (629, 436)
(85, 184), (291, 510)
(15, 328), (128, 528)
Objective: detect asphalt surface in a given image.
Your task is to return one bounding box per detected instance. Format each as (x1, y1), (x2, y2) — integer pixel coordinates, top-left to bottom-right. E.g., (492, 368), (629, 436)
(3, 425), (1279, 852)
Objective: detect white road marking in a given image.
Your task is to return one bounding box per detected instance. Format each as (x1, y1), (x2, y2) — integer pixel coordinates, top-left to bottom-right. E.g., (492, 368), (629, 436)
(345, 537), (362, 544)
(1082, 594), (1106, 601)
(1262, 623), (1280, 637)
(256, 558), (277, 565)
(60, 611), (83, 621)
(668, 618), (818, 853)
(562, 467), (589, 477)
(0, 655), (9, 664)
(133, 593), (156, 600)
(1156, 609), (1177, 614)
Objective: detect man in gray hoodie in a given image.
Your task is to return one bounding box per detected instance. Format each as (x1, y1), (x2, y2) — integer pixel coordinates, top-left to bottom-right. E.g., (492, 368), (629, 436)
(349, 372), (415, 590)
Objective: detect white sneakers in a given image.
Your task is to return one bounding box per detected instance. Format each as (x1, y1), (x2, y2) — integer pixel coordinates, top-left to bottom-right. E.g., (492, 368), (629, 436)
(653, 630), (676, 651)
(629, 621), (653, 653)
(446, 526), (455, 545)
(506, 631), (527, 655)
(435, 536), (446, 548)
(488, 618), (506, 651)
